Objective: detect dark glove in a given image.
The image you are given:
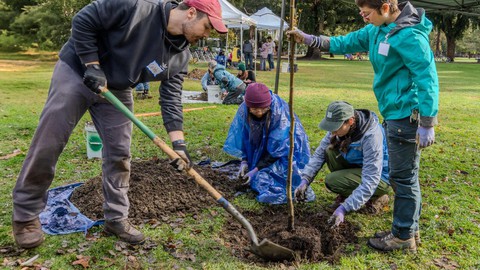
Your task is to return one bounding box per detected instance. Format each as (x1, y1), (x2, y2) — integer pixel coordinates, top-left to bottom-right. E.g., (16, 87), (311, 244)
(328, 205), (346, 228)
(242, 167), (258, 185)
(237, 160), (249, 178)
(83, 64), (106, 94)
(169, 140), (192, 171)
(294, 178), (309, 202)
(417, 126), (435, 148)
(221, 77), (229, 87)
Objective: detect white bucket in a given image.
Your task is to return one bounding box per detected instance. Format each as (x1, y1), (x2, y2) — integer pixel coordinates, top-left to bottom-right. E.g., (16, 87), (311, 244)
(84, 122), (103, 159)
(281, 62), (289, 73)
(207, 85), (222, 104)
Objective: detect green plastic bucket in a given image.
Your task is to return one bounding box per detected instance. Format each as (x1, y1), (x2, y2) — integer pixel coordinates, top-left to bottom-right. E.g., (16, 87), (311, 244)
(85, 122), (103, 159)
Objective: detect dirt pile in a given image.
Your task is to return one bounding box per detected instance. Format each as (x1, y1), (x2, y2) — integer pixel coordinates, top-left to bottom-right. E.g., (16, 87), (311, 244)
(70, 158), (236, 224)
(186, 68), (205, 80)
(70, 159), (359, 263)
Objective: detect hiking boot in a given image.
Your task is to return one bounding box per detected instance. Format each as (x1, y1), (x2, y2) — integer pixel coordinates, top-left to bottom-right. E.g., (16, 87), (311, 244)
(359, 194), (390, 214)
(143, 92), (153, 99)
(12, 217), (45, 249)
(368, 232), (416, 253)
(374, 230), (421, 246)
(104, 219), (145, 244)
(329, 195), (346, 209)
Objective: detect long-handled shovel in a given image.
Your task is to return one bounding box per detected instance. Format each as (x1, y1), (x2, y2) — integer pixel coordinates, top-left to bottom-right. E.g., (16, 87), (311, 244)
(99, 87), (295, 261)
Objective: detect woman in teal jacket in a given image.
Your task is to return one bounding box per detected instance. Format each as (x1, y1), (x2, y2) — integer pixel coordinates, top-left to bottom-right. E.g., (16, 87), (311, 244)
(288, 0), (439, 252)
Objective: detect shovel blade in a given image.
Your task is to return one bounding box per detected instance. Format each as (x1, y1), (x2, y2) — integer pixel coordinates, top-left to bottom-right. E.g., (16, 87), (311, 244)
(249, 238), (295, 261)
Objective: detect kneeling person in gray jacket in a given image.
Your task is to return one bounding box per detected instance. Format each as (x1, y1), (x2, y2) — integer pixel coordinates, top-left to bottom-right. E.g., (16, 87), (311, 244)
(295, 101), (391, 226)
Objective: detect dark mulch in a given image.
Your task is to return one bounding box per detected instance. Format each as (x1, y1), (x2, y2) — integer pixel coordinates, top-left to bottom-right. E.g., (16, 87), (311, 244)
(70, 159), (359, 263)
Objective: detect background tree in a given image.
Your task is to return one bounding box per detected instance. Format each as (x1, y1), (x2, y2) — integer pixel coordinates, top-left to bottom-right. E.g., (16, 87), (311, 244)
(294, 0), (363, 59)
(427, 12), (476, 62)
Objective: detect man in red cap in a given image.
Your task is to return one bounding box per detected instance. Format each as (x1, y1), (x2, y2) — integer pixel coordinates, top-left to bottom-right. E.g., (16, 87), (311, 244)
(12, 0), (228, 249)
(223, 83), (315, 204)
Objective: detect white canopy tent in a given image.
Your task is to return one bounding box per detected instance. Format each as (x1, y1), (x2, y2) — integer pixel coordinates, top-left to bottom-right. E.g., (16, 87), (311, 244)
(250, 7), (288, 30)
(219, 0), (256, 66)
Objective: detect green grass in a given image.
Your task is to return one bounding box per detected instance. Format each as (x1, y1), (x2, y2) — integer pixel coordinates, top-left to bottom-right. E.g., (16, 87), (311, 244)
(0, 53), (479, 269)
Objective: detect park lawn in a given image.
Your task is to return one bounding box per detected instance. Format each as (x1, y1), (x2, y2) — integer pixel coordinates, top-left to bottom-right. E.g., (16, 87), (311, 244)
(0, 53), (479, 269)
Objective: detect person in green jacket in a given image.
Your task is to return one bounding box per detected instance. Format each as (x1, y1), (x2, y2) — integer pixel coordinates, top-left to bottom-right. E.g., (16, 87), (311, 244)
(288, 0), (439, 253)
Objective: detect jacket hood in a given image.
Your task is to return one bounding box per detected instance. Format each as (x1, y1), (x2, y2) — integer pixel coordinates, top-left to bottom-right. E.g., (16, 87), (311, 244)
(387, 1), (431, 38)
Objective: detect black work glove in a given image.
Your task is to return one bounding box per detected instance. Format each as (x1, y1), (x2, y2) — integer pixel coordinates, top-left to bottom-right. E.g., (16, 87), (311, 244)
(83, 64), (106, 94)
(170, 140), (192, 171)
(221, 77), (229, 88)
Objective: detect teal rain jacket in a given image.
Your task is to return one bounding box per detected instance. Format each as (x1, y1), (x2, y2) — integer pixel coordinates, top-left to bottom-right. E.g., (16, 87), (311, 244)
(328, 2), (439, 126)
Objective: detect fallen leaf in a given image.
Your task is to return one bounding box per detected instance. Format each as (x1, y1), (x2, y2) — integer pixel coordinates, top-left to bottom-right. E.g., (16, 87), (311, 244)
(433, 257), (460, 270)
(71, 255), (90, 269)
(447, 228), (455, 236)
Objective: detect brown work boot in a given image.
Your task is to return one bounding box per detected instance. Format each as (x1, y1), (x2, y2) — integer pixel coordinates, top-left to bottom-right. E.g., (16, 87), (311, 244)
(104, 219), (145, 244)
(12, 217), (45, 248)
(368, 232), (416, 253)
(374, 230), (421, 246)
(329, 195), (346, 209)
(359, 194), (390, 214)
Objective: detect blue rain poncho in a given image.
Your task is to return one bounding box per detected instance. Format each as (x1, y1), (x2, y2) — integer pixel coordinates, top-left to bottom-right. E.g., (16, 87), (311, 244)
(223, 92), (315, 204)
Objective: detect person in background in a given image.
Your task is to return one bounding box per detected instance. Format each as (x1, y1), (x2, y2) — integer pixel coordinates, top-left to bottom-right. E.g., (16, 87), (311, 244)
(266, 36), (275, 71)
(135, 82), (152, 99)
(215, 50), (227, 66)
(208, 60), (246, 105)
(11, 0), (228, 249)
(259, 38), (269, 71)
(288, 0), (438, 252)
(236, 62), (256, 85)
(224, 83), (315, 204)
(295, 101), (391, 226)
(201, 67), (224, 92)
(242, 39), (254, 70)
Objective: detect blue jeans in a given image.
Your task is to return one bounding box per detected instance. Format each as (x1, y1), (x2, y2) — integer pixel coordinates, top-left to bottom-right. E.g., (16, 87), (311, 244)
(384, 117), (421, 240)
(267, 54), (274, 70)
(244, 52), (253, 69)
(260, 58), (267, 71)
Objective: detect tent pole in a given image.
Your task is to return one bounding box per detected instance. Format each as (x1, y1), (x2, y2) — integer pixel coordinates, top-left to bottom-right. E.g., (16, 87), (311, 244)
(240, 23), (244, 63)
(274, 0), (286, 94)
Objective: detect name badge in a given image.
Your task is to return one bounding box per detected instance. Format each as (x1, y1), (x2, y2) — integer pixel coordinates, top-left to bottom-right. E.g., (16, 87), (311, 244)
(378, 42), (390, 56)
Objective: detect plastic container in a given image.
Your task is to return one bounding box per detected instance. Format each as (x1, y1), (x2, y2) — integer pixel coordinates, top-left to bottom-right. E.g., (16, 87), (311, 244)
(84, 122), (103, 159)
(207, 85), (222, 104)
(281, 62), (298, 73)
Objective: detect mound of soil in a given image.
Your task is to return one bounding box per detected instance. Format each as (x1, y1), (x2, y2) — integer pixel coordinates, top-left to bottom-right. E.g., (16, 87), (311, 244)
(70, 159), (359, 263)
(186, 68), (205, 80)
(70, 158), (236, 224)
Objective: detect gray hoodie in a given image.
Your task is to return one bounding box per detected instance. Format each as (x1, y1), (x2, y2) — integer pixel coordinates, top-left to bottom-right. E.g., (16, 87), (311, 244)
(59, 0), (189, 132)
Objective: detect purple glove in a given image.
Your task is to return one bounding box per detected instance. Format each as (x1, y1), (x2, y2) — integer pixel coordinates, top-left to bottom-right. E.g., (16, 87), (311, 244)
(242, 167), (258, 185)
(286, 28), (313, 45)
(237, 160), (248, 178)
(294, 179), (309, 202)
(328, 205), (346, 227)
(417, 126), (435, 148)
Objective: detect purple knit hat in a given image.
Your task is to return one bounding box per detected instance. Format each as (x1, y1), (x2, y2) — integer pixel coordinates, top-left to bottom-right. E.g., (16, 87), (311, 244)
(244, 83), (272, 108)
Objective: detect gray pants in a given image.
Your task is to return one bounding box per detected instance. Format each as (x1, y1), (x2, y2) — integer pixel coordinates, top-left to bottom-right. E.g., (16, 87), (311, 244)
(13, 60), (133, 222)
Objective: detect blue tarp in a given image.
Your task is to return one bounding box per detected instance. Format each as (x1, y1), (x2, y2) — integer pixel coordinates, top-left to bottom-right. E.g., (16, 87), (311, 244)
(39, 183), (103, 235)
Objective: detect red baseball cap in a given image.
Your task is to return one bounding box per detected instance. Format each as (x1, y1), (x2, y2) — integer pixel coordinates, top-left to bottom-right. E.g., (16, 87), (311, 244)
(183, 0), (228, 34)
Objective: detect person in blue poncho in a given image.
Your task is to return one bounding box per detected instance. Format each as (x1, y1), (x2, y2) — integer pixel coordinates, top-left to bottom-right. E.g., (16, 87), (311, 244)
(223, 82), (315, 204)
